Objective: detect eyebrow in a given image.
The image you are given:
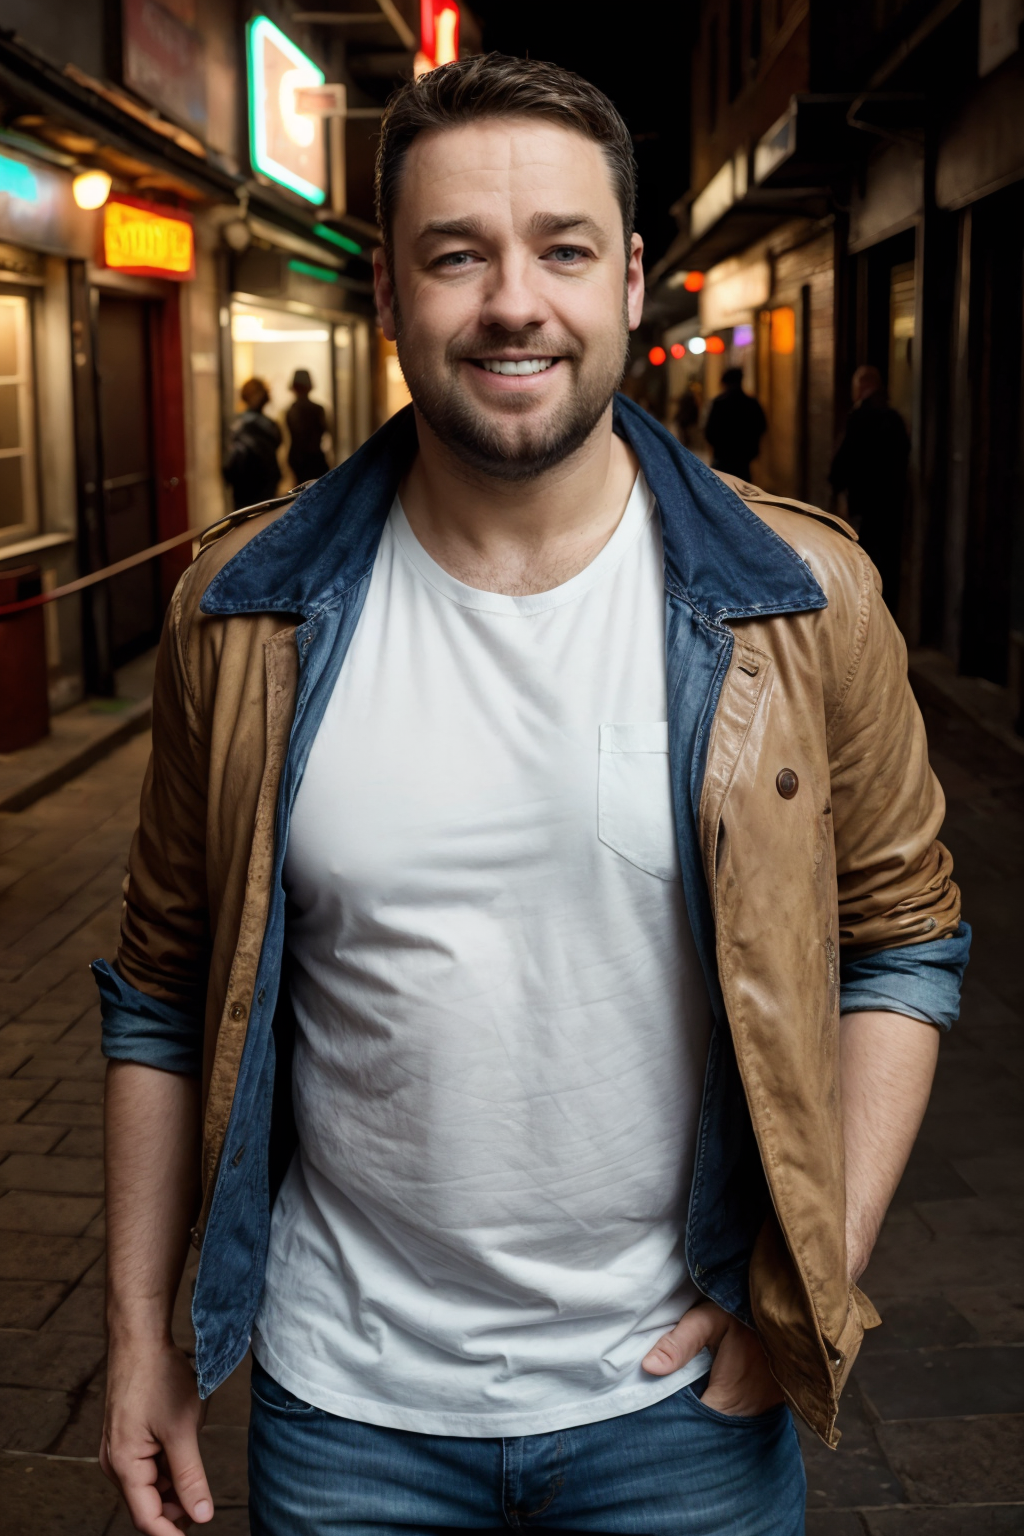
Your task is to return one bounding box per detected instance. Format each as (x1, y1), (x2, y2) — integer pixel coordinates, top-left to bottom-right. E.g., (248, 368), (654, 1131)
(415, 211), (606, 244)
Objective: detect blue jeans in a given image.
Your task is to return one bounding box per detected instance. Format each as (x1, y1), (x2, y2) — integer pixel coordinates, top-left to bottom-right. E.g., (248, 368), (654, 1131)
(248, 1359), (806, 1535)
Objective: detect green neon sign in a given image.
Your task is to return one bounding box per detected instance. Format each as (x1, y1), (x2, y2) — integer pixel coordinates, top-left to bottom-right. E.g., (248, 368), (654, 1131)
(288, 258), (338, 283)
(247, 15), (327, 206)
(313, 223), (361, 256)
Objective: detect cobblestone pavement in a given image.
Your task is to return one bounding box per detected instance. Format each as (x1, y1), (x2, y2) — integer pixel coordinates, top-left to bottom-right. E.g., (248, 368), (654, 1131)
(1, 705), (1022, 1535)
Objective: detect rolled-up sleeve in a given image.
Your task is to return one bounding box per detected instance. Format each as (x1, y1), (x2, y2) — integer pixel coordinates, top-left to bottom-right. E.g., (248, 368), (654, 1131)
(840, 921), (971, 1031)
(92, 575), (211, 1074)
(831, 551), (965, 1029)
(93, 959), (204, 1076)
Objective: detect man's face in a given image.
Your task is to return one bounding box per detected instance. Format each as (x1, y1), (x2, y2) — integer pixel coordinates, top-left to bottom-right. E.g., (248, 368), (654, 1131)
(374, 118), (644, 480)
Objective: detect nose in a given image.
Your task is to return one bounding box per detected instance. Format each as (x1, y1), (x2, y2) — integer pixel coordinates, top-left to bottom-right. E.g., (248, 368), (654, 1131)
(477, 250), (549, 335)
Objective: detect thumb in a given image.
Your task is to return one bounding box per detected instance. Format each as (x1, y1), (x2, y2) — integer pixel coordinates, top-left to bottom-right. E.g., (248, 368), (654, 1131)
(163, 1428), (214, 1525)
(642, 1301), (730, 1376)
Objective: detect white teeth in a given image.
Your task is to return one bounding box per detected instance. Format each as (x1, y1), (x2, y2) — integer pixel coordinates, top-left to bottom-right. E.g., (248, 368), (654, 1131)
(479, 358), (555, 375)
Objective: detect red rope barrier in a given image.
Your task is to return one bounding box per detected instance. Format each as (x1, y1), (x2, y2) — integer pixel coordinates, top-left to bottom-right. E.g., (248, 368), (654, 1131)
(0, 524), (206, 618)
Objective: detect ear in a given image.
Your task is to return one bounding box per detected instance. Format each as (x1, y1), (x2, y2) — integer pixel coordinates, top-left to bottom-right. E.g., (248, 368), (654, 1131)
(626, 232), (645, 333)
(373, 249), (398, 342)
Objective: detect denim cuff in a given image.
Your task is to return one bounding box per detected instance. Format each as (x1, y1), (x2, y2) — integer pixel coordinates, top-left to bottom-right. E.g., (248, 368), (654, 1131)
(92, 959), (204, 1077)
(839, 921), (971, 1032)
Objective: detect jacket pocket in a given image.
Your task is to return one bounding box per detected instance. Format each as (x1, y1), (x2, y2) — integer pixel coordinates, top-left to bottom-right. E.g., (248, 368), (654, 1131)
(598, 722), (679, 881)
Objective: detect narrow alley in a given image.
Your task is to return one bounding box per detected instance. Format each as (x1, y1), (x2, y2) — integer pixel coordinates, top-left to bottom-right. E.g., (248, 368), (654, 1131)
(1, 686), (1022, 1535)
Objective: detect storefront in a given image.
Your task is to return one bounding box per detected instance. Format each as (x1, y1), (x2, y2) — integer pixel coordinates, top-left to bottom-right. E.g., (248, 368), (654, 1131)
(0, 139), (99, 709)
(226, 231), (373, 494)
(71, 195), (193, 693)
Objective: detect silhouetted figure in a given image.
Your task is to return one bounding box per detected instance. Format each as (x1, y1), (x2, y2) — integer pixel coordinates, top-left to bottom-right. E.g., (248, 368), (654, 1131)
(673, 386), (701, 450)
(223, 378), (282, 510)
(704, 367), (767, 481)
(829, 365), (910, 612)
(286, 368), (330, 484)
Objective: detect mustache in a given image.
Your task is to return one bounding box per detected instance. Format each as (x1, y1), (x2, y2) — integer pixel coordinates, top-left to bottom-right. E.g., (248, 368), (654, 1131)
(445, 332), (583, 363)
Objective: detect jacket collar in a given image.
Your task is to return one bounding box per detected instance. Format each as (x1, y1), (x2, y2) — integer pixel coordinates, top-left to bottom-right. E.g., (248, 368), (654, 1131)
(202, 394), (825, 622)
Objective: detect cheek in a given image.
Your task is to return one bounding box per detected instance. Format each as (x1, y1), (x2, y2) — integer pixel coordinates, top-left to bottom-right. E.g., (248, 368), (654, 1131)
(401, 282), (480, 348)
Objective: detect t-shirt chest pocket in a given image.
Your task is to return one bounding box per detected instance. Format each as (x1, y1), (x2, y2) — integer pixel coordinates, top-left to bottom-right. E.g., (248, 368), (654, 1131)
(598, 722), (680, 881)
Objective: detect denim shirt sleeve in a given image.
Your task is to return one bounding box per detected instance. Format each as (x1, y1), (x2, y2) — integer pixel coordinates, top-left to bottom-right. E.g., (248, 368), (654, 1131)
(839, 921), (971, 1031)
(92, 959), (204, 1078)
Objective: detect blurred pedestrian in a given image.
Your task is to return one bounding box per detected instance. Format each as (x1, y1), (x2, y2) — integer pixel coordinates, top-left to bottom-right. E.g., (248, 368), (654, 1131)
(704, 367), (767, 481)
(223, 378), (282, 510)
(286, 368), (330, 484)
(673, 385), (701, 449)
(829, 365), (910, 611)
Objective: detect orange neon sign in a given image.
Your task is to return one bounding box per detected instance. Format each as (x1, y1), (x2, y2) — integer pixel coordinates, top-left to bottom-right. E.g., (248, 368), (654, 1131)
(102, 197), (195, 281)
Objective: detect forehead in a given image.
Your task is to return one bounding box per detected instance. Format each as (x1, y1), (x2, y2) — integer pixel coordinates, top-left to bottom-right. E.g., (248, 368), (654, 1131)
(395, 118), (620, 231)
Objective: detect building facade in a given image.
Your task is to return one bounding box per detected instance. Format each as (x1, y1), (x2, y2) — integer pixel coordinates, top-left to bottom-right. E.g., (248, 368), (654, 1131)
(0, 0), (474, 720)
(649, 0), (1024, 730)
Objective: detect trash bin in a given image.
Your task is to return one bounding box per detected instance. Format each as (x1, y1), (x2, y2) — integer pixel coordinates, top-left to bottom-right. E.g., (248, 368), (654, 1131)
(0, 564), (50, 752)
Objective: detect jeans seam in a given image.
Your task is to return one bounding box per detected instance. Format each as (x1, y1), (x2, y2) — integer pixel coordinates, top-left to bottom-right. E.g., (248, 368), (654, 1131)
(502, 1436), (522, 1528)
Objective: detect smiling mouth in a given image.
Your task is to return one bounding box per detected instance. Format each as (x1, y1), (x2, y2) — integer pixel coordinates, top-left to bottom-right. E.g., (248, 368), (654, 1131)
(471, 357), (558, 376)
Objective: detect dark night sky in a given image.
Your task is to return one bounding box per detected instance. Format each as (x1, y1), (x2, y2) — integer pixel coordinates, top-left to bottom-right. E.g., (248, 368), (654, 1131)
(467, 2), (696, 269)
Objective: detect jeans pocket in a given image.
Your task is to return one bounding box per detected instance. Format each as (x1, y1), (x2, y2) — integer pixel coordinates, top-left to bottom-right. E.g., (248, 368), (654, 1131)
(250, 1359), (317, 1415)
(682, 1383), (788, 1429)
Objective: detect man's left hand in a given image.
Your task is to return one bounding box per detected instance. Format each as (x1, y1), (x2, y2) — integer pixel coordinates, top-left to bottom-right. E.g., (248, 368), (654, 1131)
(641, 1299), (783, 1417)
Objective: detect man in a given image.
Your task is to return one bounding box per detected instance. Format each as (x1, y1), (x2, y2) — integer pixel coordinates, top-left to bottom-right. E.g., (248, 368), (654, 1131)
(704, 365), (767, 480)
(96, 55), (968, 1536)
(285, 368), (331, 485)
(222, 377), (282, 510)
(829, 364), (910, 612)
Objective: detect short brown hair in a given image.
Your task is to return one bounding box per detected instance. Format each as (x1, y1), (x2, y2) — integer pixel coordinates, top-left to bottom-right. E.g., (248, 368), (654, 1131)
(375, 53), (637, 270)
(240, 377), (269, 409)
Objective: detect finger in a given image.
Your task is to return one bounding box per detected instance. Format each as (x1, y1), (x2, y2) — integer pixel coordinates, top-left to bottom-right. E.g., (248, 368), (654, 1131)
(642, 1302), (730, 1375)
(163, 1428), (214, 1525)
(118, 1462), (192, 1536)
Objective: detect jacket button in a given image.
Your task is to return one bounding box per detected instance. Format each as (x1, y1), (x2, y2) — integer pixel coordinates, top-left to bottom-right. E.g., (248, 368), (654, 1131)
(229, 1002), (247, 1021)
(776, 768), (799, 799)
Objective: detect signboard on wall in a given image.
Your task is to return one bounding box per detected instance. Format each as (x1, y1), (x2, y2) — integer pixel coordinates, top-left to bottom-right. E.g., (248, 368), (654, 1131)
(0, 148), (95, 258)
(247, 15), (328, 205)
(101, 197), (196, 280)
(123, 0), (206, 139)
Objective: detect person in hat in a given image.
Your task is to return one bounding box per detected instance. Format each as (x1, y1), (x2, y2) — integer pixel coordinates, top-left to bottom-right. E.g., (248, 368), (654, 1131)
(286, 368), (330, 485)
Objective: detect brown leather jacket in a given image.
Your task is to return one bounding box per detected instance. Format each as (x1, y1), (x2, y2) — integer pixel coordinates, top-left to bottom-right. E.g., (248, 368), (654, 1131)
(108, 438), (960, 1445)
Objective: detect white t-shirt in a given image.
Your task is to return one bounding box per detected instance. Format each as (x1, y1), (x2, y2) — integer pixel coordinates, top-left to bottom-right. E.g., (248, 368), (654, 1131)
(253, 473), (714, 1436)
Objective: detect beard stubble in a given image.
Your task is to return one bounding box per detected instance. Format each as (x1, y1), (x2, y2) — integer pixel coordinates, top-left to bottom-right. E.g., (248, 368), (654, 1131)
(393, 303), (631, 483)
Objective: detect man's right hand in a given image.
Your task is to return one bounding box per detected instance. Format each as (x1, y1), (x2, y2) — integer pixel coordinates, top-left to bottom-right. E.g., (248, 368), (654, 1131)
(101, 1340), (213, 1535)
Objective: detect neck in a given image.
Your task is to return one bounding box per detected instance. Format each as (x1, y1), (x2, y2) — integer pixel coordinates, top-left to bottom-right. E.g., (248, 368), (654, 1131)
(398, 401), (639, 596)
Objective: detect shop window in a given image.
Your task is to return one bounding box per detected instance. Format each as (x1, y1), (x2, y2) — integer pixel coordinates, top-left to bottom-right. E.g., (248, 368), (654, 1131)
(889, 260), (915, 431)
(0, 295), (38, 535)
(231, 300), (334, 488)
(379, 334), (412, 422)
(756, 305), (798, 495)
(334, 323), (355, 464)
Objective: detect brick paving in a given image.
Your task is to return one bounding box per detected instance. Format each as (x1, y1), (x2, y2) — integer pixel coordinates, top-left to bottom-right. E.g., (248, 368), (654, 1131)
(0, 734), (249, 1535)
(0, 705), (1021, 1534)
